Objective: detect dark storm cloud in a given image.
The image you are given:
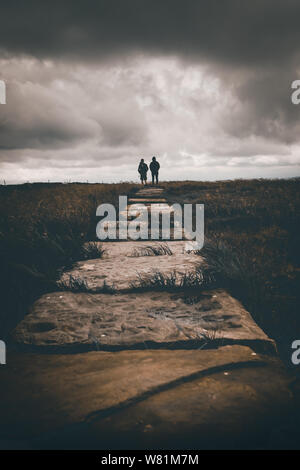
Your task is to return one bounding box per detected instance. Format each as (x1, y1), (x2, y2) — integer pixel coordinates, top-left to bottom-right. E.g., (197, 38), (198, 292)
(215, 64), (300, 145)
(0, 79), (100, 150)
(1, 0), (300, 66)
(2, 0), (299, 145)
(0, 64), (148, 151)
(1, 0), (300, 182)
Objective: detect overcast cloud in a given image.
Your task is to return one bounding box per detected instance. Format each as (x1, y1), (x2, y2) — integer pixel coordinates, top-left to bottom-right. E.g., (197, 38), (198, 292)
(0, 0), (300, 183)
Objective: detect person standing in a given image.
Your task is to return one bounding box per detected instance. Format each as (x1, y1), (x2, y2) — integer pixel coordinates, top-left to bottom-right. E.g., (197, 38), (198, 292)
(150, 156), (160, 184)
(138, 158), (148, 185)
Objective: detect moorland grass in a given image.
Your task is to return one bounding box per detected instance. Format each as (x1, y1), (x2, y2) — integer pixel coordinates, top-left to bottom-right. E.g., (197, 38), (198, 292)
(0, 182), (135, 337)
(0, 178), (299, 367)
(162, 178), (300, 365)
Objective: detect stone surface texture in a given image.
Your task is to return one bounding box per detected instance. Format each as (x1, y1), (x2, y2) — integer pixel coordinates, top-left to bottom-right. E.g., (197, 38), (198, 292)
(1, 186), (294, 449)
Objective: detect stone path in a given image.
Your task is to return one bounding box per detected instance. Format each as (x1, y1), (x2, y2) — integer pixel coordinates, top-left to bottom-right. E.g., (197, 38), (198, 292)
(0, 186), (294, 449)
(59, 241), (199, 291)
(12, 290), (275, 353)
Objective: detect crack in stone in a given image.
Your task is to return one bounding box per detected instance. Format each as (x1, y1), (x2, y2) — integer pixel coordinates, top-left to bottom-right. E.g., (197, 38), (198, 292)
(83, 359), (267, 425)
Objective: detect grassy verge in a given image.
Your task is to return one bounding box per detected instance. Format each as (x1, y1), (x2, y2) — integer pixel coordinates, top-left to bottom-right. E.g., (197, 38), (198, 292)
(1, 178), (299, 368)
(163, 178), (300, 365)
(0, 182), (135, 337)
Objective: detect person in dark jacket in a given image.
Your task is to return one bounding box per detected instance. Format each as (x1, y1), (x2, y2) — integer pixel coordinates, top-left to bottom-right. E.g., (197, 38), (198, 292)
(150, 156), (160, 184)
(138, 158), (148, 185)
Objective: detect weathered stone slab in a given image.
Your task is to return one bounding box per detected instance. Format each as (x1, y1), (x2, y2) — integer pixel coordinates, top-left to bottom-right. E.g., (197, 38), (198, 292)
(12, 290), (275, 353)
(128, 198), (167, 203)
(127, 202), (174, 211)
(115, 202), (197, 240)
(100, 241), (187, 258)
(0, 347), (292, 448)
(89, 356), (293, 450)
(100, 240), (187, 258)
(135, 188), (164, 196)
(60, 242), (199, 291)
(3, 185), (291, 449)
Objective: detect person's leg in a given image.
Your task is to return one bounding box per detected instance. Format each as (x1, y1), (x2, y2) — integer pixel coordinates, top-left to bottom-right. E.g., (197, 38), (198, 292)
(151, 172), (154, 184)
(156, 172), (158, 184)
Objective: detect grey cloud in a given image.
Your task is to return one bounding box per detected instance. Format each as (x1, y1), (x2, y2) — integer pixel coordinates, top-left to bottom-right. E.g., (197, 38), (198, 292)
(0, 1), (300, 181)
(219, 66), (300, 145)
(0, 64), (148, 151)
(0, 80), (100, 150)
(92, 95), (148, 147)
(1, 1), (300, 67)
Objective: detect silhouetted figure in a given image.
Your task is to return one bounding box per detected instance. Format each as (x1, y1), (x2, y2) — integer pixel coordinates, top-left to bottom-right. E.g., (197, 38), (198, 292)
(150, 156), (160, 184)
(138, 158), (148, 185)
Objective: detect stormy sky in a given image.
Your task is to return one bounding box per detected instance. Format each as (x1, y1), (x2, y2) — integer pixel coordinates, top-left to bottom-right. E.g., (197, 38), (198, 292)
(0, 0), (300, 183)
